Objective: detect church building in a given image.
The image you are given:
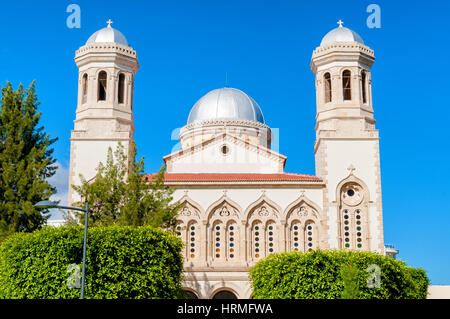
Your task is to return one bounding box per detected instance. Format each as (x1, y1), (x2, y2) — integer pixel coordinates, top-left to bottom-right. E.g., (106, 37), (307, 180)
(68, 20), (386, 299)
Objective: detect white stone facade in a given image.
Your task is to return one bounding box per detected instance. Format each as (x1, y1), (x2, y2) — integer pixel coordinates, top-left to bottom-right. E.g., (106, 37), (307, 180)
(68, 22), (386, 299)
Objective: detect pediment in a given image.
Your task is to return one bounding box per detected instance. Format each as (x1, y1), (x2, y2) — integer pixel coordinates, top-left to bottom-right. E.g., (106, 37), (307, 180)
(164, 133), (286, 174)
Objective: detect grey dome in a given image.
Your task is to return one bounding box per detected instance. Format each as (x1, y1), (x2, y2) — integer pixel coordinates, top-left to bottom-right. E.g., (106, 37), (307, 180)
(86, 25), (128, 46)
(320, 25), (364, 46)
(187, 88), (265, 124)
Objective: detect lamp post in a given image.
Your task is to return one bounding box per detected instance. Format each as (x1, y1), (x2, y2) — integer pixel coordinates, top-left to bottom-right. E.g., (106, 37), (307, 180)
(35, 200), (89, 299)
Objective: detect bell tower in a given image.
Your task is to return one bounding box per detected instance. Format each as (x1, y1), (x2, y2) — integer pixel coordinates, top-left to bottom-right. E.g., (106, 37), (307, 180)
(311, 21), (384, 253)
(68, 21), (139, 205)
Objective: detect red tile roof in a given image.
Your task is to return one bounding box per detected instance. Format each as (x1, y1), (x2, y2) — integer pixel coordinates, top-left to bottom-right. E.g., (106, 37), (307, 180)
(144, 173), (322, 182)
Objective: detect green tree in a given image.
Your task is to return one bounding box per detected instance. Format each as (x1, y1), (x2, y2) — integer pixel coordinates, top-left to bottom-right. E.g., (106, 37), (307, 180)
(0, 81), (57, 241)
(72, 142), (180, 228)
(340, 261), (360, 299)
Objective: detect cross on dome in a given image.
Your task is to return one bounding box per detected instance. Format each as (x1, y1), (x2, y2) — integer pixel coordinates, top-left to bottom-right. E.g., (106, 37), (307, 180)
(337, 19), (344, 28)
(106, 19), (113, 27)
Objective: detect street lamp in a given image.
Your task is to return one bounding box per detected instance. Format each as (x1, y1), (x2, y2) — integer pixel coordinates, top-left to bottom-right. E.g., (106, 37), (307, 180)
(34, 200), (89, 299)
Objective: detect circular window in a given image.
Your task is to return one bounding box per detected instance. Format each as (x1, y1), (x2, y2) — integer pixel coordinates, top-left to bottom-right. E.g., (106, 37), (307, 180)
(220, 144), (230, 155)
(347, 189), (355, 197)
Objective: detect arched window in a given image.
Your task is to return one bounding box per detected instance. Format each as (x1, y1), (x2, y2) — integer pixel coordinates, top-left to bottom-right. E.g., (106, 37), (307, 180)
(212, 290), (238, 299)
(187, 221), (198, 261)
(324, 72), (332, 103)
(342, 70), (352, 101)
(246, 201), (280, 261)
(339, 182), (368, 250)
(361, 71), (367, 104)
(290, 222), (301, 252)
(226, 222), (237, 260)
(304, 221), (316, 251)
(266, 222), (276, 255)
(82, 74), (88, 104)
(212, 222), (225, 261)
(118, 73), (125, 104)
(183, 290), (199, 299)
(98, 71), (107, 101)
(175, 221), (186, 258)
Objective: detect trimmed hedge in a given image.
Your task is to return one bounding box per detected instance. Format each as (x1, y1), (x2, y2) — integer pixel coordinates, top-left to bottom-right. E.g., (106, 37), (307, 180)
(249, 250), (429, 299)
(0, 226), (183, 299)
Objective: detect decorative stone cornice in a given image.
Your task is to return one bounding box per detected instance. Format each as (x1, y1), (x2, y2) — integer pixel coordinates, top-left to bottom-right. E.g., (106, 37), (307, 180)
(181, 119), (270, 133)
(312, 42), (374, 56)
(311, 42), (375, 73)
(75, 43), (137, 58)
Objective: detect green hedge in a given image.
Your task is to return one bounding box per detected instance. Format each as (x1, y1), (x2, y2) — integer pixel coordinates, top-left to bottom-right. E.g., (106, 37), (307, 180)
(0, 226), (183, 299)
(249, 250), (429, 299)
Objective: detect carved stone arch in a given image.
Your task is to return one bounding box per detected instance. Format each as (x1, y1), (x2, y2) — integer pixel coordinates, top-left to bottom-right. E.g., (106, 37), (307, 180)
(336, 173), (371, 250)
(175, 195), (204, 221)
(244, 194), (282, 224)
(205, 195), (242, 265)
(94, 68), (109, 78)
(284, 195), (322, 252)
(209, 285), (240, 299)
(205, 195), (242, 223)
(245, 195), (281, 262)
(174, 195), (204, 263)
(335, 173), (370, 204)
(283, 195), (322, 222)
(182, 287), (199, 299)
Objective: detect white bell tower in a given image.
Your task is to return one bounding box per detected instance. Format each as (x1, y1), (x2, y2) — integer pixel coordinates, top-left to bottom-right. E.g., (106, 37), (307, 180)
(311, 21), (384, 253)
(68, 20), (139, 205)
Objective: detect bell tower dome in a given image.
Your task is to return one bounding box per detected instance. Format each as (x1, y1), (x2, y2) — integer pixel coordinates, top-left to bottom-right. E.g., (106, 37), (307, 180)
(310, 21), (384, 254)
(68, 20), (139, 205)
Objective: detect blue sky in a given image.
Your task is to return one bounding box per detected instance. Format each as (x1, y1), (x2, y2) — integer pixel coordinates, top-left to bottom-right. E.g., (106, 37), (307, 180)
(1, 0), (449, 284)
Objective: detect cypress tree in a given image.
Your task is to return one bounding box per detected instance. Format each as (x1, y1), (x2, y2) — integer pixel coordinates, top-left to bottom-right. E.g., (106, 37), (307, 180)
(72, 142), (180, 228)
(0, 81), (58, 240)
